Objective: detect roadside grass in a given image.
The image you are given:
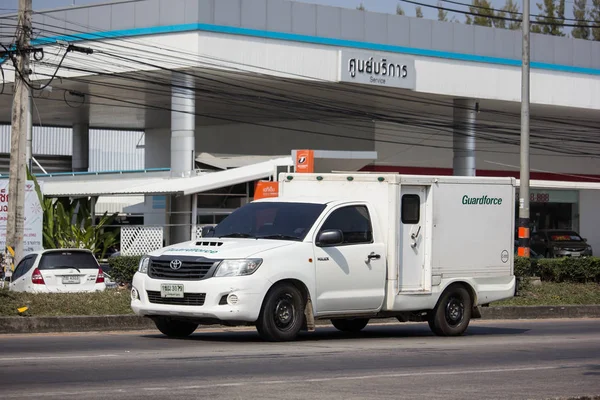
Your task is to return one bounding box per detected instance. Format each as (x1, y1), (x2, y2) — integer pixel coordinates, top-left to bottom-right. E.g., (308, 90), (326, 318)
(0, 287), (133, 317)
(0, 282), (599, 317)
(492, 282), (600, 306)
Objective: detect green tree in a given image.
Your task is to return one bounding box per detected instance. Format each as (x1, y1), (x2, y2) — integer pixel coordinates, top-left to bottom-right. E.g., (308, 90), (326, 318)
(465, 0), (497, 27)
(572, 0), (590, 39)
(591, 0), (600, 40)
(27, 168), (119, 259)
(437, 1), (449, 21)
(504, 0), (522, 30)
(415, 6), (424, 17)
(531, 0), (566, 36)
(396, 4), (405, 15)
(357, 2), (366, 11)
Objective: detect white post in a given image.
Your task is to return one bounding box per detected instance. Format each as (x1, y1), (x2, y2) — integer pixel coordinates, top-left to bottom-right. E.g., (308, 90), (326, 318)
(191, 193), (198, 240)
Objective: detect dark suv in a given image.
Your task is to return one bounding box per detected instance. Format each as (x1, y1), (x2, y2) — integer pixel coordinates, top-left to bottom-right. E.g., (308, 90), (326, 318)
(530, 229), (593, 258)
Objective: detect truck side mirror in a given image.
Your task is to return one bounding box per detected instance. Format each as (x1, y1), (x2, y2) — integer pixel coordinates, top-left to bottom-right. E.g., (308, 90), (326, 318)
(201, 226), (215, 237)
(316, 229), (344, 247)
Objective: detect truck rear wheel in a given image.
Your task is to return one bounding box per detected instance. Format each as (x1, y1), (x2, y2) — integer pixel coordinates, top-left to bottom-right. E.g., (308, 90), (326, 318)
(154, 317), (198, 338)
(428, 285), (472, 336)
(256, 283), (305, 342)
(331, 318), (369, 332)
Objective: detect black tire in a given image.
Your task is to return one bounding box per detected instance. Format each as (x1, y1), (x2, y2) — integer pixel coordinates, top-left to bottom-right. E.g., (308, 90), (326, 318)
(331, 318), (369, 332)
(428, 285), (472, 336)
(256, 283), (305, 342)
(154, 317), (198, 338)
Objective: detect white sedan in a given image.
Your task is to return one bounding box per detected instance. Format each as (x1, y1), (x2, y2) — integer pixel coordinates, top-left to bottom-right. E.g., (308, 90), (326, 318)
(8, 249), (106, 293)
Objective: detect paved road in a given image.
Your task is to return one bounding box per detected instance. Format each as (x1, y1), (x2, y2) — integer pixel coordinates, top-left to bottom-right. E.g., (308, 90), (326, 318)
(0, 319), (599, 400)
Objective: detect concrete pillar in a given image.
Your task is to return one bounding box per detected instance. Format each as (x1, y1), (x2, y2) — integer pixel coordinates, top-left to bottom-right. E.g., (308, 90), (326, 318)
(452, 98), (477, 176)
(169, 72), (196, 245)
(72, 122), (90, 172)
(171, 73), (195, 177)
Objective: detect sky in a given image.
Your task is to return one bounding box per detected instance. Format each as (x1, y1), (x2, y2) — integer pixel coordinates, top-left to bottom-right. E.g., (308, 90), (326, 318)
(0, 0), (582, 31)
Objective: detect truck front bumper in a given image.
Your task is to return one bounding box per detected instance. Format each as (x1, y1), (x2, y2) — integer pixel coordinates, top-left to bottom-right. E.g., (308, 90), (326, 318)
(130, 272), (269, 323)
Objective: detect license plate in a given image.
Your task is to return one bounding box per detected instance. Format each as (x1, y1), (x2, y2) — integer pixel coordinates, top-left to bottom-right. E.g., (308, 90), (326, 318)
(160, 284), (184, 298)
(571, 252), (580, 257)
(62, 275), (80, 284)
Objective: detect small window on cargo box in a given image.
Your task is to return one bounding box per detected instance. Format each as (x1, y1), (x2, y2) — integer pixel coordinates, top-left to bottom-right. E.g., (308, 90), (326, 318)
(401, 194), (420, 224)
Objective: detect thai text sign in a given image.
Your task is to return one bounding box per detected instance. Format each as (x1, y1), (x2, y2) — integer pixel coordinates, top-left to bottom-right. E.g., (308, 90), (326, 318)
(339, 50), (416, 90)
(0, 180), (44, 255)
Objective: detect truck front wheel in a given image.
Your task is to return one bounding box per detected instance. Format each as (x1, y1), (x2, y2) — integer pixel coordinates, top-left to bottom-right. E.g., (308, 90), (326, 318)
(331, 318), (369, 332)
(428, 285), (472, 336)
(256, 283), (305, 342)
(153, 317), (198, 338)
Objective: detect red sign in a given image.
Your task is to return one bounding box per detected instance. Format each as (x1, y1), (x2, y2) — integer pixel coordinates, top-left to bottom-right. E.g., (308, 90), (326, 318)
(295, 149), (314, 173)
(254, 181), (279, 200)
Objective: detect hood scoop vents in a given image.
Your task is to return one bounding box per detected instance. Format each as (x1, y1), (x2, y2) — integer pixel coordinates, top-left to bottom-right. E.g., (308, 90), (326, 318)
(195, 241), (224, 247)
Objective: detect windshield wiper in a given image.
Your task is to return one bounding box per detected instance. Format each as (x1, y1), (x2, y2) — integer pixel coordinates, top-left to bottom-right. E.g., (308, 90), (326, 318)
(218, 233), (255, 238)
(258, 234), (300, 241)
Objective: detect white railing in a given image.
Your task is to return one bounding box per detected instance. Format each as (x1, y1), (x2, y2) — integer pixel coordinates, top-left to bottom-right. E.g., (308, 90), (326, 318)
(121, 226), (164, 256)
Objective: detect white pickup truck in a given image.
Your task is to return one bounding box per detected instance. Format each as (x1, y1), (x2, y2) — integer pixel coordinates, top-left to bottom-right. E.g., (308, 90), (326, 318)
(131, 173), (516, 341)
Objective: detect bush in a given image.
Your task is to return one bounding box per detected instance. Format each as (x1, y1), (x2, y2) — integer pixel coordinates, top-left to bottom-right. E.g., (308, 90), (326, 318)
(514, 256), (535, 278)
(107, 255), (142, 285)
(514, 256), (600, 284)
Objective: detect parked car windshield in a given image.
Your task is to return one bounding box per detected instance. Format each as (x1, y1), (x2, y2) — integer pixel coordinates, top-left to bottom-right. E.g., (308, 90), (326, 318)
(207, 202), (326, 241)
(38, 251), (100, 270)
(549, 231), (583, 242)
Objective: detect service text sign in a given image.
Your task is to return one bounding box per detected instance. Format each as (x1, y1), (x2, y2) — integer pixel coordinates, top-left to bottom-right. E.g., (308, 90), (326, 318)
(339, 50), (416, 90)
(0, 180), (44, 255)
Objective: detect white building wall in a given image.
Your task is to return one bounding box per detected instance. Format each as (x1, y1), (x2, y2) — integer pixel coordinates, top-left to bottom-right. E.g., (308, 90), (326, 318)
(0, 125), (72, 156)
(89, 129), (145, 171)
(579, 190), (600, 256)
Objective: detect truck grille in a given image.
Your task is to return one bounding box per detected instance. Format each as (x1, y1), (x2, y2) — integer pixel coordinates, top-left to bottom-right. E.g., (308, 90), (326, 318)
(148, 259), (219, 280)
(146, 291), (206, 306)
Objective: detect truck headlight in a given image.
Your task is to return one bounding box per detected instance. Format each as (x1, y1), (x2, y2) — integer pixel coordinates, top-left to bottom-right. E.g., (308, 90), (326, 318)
(215, 259), (262, 277)
(138, 256), (150, 274)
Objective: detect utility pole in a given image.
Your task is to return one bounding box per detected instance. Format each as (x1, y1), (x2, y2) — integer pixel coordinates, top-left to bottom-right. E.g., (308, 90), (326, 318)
(4, 0), (32, 277)
(518, 0), (531, 258)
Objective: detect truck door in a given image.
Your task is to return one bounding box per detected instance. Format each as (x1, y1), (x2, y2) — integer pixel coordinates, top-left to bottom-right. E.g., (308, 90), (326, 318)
(399, 186), (430, 292)
(313, 204), (386, 314)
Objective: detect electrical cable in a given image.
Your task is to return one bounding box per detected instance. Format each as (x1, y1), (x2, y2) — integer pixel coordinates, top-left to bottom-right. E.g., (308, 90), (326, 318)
(400, 0), (600, 28)
(28, 21), (600, 137)
(20, 17), (600, 130)
(26, 56), (600, 158)
(7, 16), (600, 159)
(15, 13), (600, 161)
(439, 0), (595, 24)
(0, 63), (4, 95)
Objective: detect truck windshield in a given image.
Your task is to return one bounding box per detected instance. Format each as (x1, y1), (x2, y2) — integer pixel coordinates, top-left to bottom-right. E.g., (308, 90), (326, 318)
(207, 202), (326, 241)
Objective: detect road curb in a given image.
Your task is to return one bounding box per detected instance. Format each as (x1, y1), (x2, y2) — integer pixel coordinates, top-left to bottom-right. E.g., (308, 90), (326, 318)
(479, 305), (600, 320)
(1, 305), (599, 334)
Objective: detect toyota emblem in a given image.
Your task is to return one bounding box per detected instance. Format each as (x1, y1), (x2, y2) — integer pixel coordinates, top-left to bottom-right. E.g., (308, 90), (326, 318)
(170, 259), (182, 270)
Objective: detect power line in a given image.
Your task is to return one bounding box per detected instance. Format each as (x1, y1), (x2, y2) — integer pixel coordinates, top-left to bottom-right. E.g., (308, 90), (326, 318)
(400, 0), (600, 28)
(22, 18), (600, 134)
(24, 62), (600, 159)
(4, 15), (600, 159)
(440, 0), (597, 24)
(19, 38), (600, 152)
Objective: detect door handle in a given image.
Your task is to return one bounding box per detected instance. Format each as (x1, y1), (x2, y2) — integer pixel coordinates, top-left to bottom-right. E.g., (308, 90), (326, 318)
(367, 252), (381, 261)
(411, 225), (421, 240)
